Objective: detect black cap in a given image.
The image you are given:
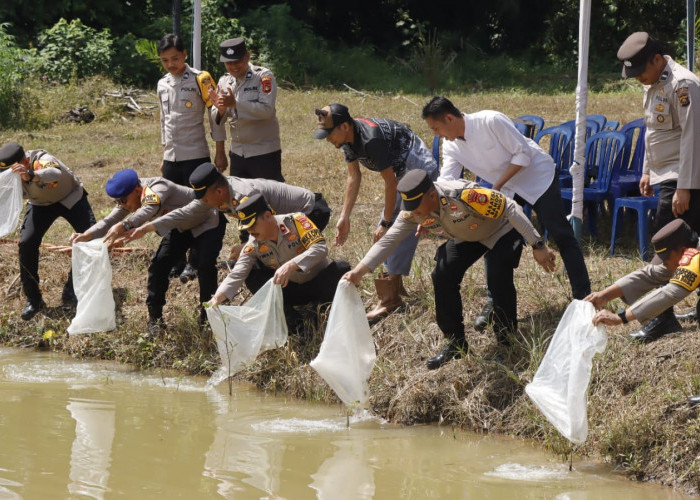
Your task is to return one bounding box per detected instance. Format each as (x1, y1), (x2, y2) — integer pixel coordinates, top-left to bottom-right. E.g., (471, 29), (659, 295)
(220, 38), (247, 62)
(189, 162), (224, 199)
(651, 219), (697, 261)
(617, 32), (662, 78)
(398, 170), (435, 210)
(0, 142), (25, 170)
(313, 104), (352, 139)
(236, 193), (271, 230)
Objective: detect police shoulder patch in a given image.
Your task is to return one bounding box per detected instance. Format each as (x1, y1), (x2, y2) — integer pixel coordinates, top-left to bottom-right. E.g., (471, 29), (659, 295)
(670, 248), (700, 291)
(460, 188), (505, 219)
(293, 213), (324, 248)
(261, 76), (273, 94)
(141, 186), (161, 206)
(677, 86), (691, 107)
(242, 243), (255, 255)
(33, 159), (59, 170)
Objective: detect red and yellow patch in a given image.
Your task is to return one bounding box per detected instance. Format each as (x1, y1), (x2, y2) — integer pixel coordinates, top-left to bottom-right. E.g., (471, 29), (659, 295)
(258, 244), (269, 253)
(293, 214), (324, 248)
(141, 186), (160, 205)
(461, 188), (505, 219)
(670, 248), (700, 291)
(33, 159), (59, 170)
(242, 244), (254, 255)
(261, 76), (272, 94)
(677, 87), (691, 107)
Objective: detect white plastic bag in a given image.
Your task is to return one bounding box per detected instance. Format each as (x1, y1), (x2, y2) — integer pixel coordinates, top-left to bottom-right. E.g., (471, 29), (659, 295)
(206, 279), (288, 384)
(0, 169), (24, 237)
(310, 280), (377, 408)
(525, 300), (607, 444)
(67, 239), (116, 334)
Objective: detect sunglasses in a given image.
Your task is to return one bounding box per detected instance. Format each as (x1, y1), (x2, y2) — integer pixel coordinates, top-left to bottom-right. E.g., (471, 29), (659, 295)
(315, 108), (329, 117)
(113, 197), (128, 206)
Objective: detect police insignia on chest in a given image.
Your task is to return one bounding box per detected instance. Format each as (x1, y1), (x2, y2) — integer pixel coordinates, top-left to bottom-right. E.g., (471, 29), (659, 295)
(246, 71), (253, 79)
(185, 101), (192, 108)
(279, 224), (289, 235)
(258, 244), (269, 253)
(657, 115), (665, 123)
(469, 223), (479, 230)
(439, 196), (448, 206)
(655, 104), (665, 112)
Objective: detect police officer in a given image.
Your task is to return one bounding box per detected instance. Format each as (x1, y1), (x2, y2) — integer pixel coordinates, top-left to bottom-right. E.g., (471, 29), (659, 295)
(616, 32), (700, 338)
(314, 103), (439, 322)
(208, 194), (350, 331)
(210, 38), (283, 182)
(584, 219), (700, 405)
(0, 142), (96, 320)
(343, 169), (558, 370)
(73, 169), (226, 331)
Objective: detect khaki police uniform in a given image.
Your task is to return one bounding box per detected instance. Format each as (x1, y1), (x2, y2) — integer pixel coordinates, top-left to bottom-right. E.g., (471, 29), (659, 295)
(211, 64), (282, 181)
(19, 150), (95, 306)
(158, 65), (221, 185)
(642, 56), (700, 231)
(361, 179), (542, 343)
(216, 213), (349, 307)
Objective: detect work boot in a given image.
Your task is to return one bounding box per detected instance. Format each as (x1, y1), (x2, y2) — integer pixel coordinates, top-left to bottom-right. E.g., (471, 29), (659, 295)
(21, 298), (46, 321)
(61, 284), (78, 306)
(689, 394), (700, 407)
(366, 273), (404, 324)
(629, 308), (682, 343)
(675, 297), (700, 321)
(179, 263), (198, 283)
(147, 305), (164, 335)
(426, 339), (468, 370)
(473, 298), (494, 332)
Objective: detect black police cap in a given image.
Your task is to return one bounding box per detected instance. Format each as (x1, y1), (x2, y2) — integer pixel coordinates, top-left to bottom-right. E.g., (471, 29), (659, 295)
(220, 38), (247, 62)
(617, 32), (662, 79)
(236, 193), (271, 230)
(651, 219), (697, 261)
(0, 142), (25, 170)
(189, 162), (224, 199)
(398, 170), (435, 211)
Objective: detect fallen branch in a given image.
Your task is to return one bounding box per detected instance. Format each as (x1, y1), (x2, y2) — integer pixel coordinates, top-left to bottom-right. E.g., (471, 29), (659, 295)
(342, 84), (379, 99)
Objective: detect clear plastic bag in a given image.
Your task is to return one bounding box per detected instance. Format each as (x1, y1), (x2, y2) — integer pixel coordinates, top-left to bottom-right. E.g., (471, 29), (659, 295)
(525, 300), (607, 444)
(310, 280), (377, 408)
(206, 279), (288, 384)
(0, 169), (24, 238)
(67, 239), (116, 334)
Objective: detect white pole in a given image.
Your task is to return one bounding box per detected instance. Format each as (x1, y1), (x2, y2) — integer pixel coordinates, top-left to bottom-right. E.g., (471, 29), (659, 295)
(193, 0), (202, 70)
(569, 0), (591, 239)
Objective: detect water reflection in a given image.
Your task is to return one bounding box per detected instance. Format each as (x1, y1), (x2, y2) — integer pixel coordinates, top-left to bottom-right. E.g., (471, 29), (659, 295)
(66, 398), (115, 499)
(310, 440), (375, 499)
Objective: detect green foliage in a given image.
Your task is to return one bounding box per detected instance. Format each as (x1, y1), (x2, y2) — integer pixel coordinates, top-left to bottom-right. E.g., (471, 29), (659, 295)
(111, 34), (162, 86)
(199, 2), (246, 76)
(36, 18), (114, 83)
(0, 23), (34, 129)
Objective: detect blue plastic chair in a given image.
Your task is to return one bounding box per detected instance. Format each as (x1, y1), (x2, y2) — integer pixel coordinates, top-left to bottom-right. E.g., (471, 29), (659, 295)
(610, 194), (658, 260)
(516, 114), (545, 138)
(610, 119), (646, 199)
(603, 120), (620, 131)
(535, 124), (574, 187)
(432, 135), (441, 166)
(560, 130), (627, 236)
(514, 122), (531, 137)
(587, 114), (608, 131)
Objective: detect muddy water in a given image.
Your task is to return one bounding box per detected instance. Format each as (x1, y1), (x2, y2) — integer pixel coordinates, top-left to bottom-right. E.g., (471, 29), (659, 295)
(0, 348), (693, 500)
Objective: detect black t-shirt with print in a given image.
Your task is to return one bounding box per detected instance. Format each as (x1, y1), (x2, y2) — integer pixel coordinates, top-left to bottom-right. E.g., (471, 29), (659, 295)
(341, 118), (416, 178)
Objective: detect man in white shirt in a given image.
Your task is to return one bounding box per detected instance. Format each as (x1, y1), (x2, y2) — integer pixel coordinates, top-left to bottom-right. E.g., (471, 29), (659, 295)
(422, 96), (590, 327)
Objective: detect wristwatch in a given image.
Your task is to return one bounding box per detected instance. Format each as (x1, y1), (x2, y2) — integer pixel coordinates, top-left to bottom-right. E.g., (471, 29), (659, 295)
(532, 240), (545, 250)
(617, 309), (629, 324)
(122, 220), (133, 231)
(26, 170), (35, 181)
(379, 219), (392, 229)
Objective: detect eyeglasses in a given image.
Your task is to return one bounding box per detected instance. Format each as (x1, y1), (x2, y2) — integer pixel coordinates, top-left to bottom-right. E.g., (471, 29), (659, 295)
(315, 108), (329, 117)
(113, 197), (128, 206)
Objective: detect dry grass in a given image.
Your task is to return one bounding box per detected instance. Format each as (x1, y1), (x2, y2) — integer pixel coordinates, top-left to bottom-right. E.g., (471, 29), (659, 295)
(1, 83), (700, 495)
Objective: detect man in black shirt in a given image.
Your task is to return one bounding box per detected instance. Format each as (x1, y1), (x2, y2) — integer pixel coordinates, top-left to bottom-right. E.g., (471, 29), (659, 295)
(314, 103), (439, 321)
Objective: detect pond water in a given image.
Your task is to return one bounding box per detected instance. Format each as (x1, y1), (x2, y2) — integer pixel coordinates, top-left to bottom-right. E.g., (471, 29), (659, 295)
(0, 347), (694, 499)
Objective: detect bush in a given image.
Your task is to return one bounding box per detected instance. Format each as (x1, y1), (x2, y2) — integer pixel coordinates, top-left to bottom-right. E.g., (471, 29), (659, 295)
(36, 18), (114, 83)
(0, 23), (35, 130)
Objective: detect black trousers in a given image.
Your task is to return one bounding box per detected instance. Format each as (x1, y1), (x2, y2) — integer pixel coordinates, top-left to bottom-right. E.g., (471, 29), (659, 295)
(19, 193), (95, 302)
(229, 149), (284, 182)
(162, 157), (210, 187)
(654, 180), (700, 234)
(146, 213), (227, 315)
(245, 260), (351, 307)
(432, 230), (523, 343)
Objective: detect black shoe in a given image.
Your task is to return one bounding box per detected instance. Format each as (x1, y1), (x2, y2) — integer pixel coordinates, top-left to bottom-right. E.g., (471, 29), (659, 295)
(169, 263), (184, 279)
(61, 286), (78, 306)
(426, 341), (468, 370)
(675, 309), (697, 321)
(629, 309), (682, 343)
(21, 299), (46, 321)
(147, 318), (164, 336)
(473, 300), (494, 332)
(689, 394), (700, 407)
(179, 263), (197, 283)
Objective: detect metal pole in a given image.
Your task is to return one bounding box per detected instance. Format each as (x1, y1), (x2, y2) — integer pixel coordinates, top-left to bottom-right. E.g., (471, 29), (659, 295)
(172, 0), (181, 38)
(193, 0), (202, 70)
(688, 0), (696, 71)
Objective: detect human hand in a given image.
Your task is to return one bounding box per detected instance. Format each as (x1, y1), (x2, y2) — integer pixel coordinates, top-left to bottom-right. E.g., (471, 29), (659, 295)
(373, 225), (388, 243)
(533, 246), (556, 272)
(591, 309), (621, 326)
(639, 174), (653, 197)
(583, 291), (608, 310)
(673, 188), (690, 217)
(11, 163), (31, 181)
(335, 217), (350, 246)
(273, 261), (299, 287)
(214, 149), (228, 172)
(103, 223), (126, 248)
(70, 232), (92, 244)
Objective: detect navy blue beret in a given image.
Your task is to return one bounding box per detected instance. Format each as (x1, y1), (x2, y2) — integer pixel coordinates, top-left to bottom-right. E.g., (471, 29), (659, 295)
(105, 169), (139, 198)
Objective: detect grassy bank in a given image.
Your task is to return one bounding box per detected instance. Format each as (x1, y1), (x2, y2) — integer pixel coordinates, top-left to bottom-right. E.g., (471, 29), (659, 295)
(1, 82), (699, 495)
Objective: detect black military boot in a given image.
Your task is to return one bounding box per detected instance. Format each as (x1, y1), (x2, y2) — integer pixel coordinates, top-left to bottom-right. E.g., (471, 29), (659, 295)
(179, 263), (198, 283)
(21, 298), (46, 321)
(147, 305), (164, 335)
(473, 298), (494, 332)
(675, 296), (700, 321)
(61, 283), (78, 306)
(688, 394), (700, 407)
(426, 339), (468, 370)
(629, 308), (682, 343)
